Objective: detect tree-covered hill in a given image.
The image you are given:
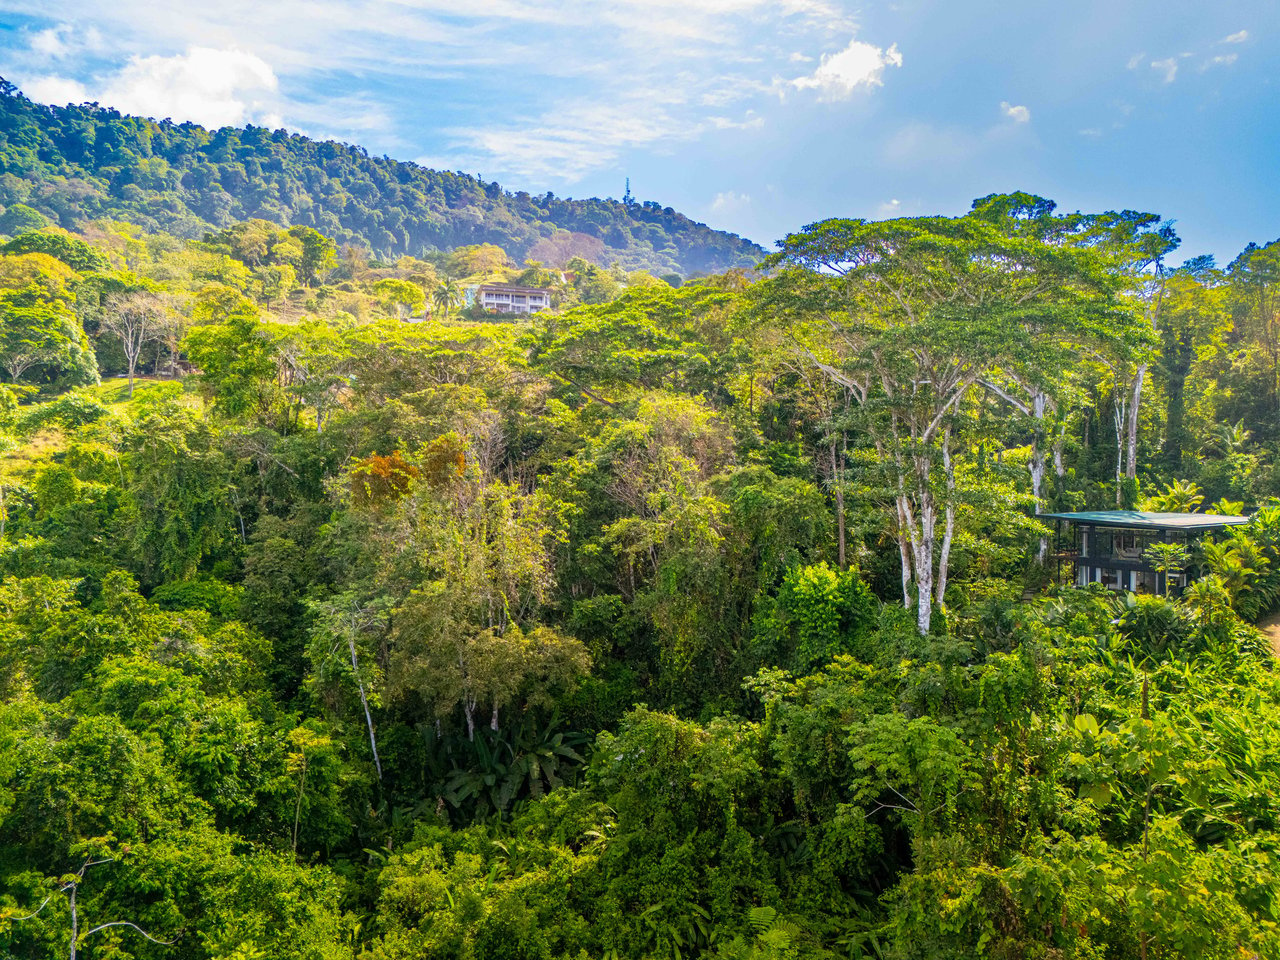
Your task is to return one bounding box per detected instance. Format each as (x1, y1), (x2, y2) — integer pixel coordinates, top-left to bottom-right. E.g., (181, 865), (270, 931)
(0, 80), (765, 275)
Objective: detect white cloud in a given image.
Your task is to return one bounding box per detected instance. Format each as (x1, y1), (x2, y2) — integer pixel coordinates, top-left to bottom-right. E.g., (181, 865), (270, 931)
(5, 1), (870, 182)
(440, 98), (697, 182)
(31, 26), (71, 57)
(709, 111), (764, 130)
(24, 75), (91, 106)
(27, 47), (280, 129)
(1151, 57), (1179, 83)
(282, 94), (395, 141)
(1203, 53), (1239, 69)
(1079, 127), (1102, 137)
(876, 198), (901, 217)
(710, 190), (752, 214)
(1000, 101), (1030, 123)
(28, 23), (103, 59)
(440, 91), (766, 185)
(790, 36), (903, 100)
(1222, 29), (1249, 43)
(9, 0), (850, 77)
(1126, 52), (1146, 70)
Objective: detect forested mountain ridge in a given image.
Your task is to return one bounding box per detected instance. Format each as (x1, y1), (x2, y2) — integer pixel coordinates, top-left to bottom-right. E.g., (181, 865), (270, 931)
(0, 80), (765, 275)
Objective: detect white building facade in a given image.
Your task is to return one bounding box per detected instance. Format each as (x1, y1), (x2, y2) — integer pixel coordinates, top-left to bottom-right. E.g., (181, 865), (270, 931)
(477, 284), (551, 315)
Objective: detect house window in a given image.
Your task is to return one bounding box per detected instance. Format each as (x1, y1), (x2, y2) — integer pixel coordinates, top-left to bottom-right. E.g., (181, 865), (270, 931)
(1116, 532), (1139, 560)
(1093, 530), (1113, 558)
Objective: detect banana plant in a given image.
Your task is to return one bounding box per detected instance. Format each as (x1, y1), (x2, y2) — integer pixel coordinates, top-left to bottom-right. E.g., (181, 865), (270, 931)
(441, 709), (588, 818)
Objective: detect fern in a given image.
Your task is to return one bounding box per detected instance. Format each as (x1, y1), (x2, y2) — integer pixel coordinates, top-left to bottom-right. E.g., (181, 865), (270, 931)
(746, 906), (777, 934)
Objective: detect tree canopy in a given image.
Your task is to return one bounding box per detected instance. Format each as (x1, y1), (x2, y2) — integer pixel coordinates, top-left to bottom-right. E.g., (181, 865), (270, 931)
(0, 81), (762, 276)
(0, 183), (1279, 959)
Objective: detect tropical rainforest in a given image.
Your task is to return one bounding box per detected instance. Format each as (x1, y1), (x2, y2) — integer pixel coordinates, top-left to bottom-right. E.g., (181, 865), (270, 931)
(0, 82), (763, 277)
(2, 91), (1280, 960)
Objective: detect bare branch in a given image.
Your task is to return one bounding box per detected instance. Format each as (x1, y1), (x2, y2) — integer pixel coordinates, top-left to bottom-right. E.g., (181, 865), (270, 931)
(9, 892), (58, 922)
(977, 378), (1032, 415)
(83, 920), (175, 945)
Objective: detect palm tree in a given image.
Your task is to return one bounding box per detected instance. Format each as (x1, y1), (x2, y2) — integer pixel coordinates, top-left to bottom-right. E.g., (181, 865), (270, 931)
(1142, 479), (1205, 513)
(433, 278), (463, 318)
(1203, 420), (1250, 458)
(1201, 533), (1272, 618)
(1207, 498), (1245, 516)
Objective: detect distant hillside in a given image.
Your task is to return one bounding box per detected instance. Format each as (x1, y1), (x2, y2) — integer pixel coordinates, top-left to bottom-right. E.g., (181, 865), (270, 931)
(0, 80), (765, 275)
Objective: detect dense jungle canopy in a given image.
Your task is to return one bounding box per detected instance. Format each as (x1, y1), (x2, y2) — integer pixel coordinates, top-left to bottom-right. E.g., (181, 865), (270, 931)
(1, 115), (1280, 958)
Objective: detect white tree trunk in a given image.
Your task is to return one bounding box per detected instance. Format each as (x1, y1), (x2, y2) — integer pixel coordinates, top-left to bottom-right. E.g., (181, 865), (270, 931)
(897, 522), (914, 611)
(68, 883), (77, 960)
(895, 462), (916, 612)
(936, 436), (956, 609)
(1113, 394), (1127, 506)
(346, 631), (382, 782)
(912, 454), (935, 636)
(1126, 363), (1145, 480)
(915, 536), (933, 635)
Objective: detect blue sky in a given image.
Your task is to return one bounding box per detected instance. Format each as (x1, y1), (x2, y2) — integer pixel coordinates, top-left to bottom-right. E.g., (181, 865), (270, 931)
(0, 0), (1273, 263)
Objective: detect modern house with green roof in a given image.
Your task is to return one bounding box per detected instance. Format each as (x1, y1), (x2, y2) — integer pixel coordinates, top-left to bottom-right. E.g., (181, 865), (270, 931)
(1044, 510), (1250, 595)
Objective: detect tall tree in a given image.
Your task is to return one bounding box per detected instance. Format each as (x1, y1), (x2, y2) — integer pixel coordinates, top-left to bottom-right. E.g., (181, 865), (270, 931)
(966, 194), (1137, 549)
(1079, 211), (1180, 491)
(288, 225), (338, 286)
(307, 592), (391, 781)
(764, 205), (1123, 633)
(0, 297), (72, 383)
(102, 291), (172, 397)
(372, 278), (425, 320)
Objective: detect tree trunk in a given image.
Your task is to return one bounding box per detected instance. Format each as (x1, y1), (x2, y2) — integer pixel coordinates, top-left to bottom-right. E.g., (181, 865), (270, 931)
(912, 454), (935, 636)
(1126, 364), (1145, 480)
(1053, 422), (1066, 482)
(914, 526), (934, 636)
(897, 503), (914, 611)
(346, 633), (382, 782)
(936, 436), (956, 609)
(68, 883), (77, 960)
(1030, 389), (1048, 561)
(292, 762), (307, 853)
(1113, 394), (1126, 507)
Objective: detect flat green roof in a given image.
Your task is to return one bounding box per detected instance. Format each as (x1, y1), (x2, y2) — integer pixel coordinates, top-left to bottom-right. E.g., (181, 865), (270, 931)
(1042, 510), (1250, 531)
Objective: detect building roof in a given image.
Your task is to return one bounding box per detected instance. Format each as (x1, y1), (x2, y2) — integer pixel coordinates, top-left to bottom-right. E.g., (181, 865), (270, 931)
(477, 283), (551, 295)
(1041, 510), (1250, 531)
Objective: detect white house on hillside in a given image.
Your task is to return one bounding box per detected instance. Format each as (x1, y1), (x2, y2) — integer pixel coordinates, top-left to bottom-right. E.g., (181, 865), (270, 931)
(476, 284), (551, 315)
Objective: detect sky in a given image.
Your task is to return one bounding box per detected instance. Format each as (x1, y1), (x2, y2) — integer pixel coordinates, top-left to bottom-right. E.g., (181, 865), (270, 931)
(0, 0), (1274, 263)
